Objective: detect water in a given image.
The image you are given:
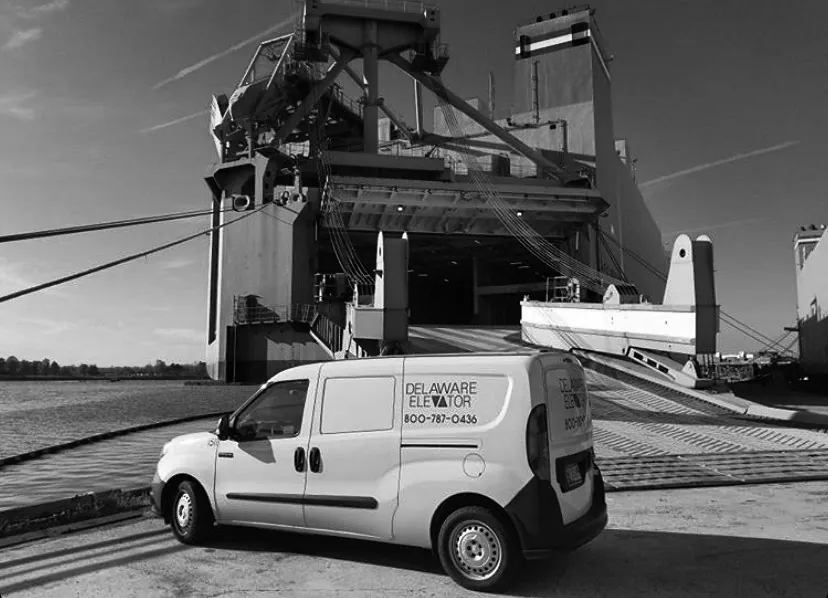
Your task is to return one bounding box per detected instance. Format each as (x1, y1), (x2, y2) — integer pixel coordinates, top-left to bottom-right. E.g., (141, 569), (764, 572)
(0, 380), (259, 460)
(0, 419), (217, 510)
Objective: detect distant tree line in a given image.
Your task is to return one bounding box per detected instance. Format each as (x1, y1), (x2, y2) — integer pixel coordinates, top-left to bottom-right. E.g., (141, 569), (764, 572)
(0, 357), (208, 379)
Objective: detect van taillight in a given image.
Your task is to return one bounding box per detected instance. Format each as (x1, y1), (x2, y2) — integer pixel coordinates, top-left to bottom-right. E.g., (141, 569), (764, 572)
(526, 404), (551, 481)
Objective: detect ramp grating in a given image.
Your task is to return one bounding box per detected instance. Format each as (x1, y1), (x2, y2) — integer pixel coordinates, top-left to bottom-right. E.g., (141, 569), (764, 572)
(600, 449), (828, 491)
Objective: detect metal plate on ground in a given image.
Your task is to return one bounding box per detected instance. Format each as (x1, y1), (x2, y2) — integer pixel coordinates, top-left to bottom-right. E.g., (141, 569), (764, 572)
(600, 449), (828, 491)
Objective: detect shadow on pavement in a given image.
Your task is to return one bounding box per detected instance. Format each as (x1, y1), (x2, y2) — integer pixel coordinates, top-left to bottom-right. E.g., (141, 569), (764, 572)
(513, 529), (828, 597)
(204, 525), (441, 575)
(3, 522), (826, 597)
(731, 379), (828, 415)
(202, 524), (827, 597)
(0, 543), (190, 595)
(0, 528), (169, 570)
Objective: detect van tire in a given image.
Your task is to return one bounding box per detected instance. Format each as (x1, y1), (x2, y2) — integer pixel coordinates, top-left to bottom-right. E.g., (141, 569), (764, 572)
(170, 480), (213, 545)
(437, 506), (522, 592)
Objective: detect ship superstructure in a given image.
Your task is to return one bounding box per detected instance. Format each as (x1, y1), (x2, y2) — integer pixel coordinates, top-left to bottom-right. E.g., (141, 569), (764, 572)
(203, 1), (690, 384)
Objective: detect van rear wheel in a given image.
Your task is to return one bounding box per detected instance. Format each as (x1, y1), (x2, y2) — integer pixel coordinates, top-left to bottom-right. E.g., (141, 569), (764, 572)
(170, 480), (213, 545)
(437, 506), (522, 592)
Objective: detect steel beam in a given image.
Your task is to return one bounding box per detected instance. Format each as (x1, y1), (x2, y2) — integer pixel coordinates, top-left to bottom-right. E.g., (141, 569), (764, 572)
(270, 51), (355, 147)
(326, 175), (606, 203)
(362, 20), (380, 153)
(386, 53), (571, 183)
(330, 46), (414, 142)
(414, 80), (424, 137)
(328, 189), (601, 214)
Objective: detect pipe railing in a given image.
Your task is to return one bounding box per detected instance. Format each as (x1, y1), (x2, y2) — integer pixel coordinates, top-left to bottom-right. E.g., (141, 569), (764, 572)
(310, 312), (344, 354)
(321, 0), (432, 15)
(233, 297), (318, 326)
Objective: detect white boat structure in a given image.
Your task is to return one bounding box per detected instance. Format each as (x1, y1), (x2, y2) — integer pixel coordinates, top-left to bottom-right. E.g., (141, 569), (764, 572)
(521, 234), (719, 389)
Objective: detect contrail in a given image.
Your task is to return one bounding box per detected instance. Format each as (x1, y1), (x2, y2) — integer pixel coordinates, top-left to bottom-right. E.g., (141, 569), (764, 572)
(140, 109), (209, 133)
(640, 140), (800, 188)
(662, 216), (767, 237)
(152, 14), (299, 90)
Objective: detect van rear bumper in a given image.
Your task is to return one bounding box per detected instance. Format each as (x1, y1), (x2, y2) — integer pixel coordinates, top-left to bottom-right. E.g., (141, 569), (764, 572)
(505, 465), (608, 559)
(522, 498), (607, 559)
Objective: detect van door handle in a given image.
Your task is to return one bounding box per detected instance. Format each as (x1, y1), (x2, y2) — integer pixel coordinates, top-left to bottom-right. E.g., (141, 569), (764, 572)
(309, 447), (321, 473)
(294, 447), (306, 472)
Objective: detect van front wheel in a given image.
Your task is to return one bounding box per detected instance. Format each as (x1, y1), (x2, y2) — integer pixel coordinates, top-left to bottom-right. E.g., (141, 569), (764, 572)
(437, 506), (522, 592)
(170, 480), (213, 545)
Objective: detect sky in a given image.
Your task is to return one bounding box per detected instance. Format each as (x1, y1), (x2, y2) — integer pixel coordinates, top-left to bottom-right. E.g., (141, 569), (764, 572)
(0, 0), (826, 366)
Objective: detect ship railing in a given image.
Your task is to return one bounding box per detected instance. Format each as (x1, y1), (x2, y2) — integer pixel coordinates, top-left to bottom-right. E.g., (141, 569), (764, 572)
(233, 296), (318, 326)
(236, 34), (296, 89)
(321, 0), (432, 15)
(310, 312), (344, 355)
(378, 143), (541, 178)
(449, 159), (539, 178)
(330, 83), (365, 118)
(282, 141), (311, 158)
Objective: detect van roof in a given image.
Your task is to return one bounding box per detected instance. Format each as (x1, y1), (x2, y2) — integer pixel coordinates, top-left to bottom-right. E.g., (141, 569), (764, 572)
(375, 349), (561, 360)
(265, 349), (574, 384)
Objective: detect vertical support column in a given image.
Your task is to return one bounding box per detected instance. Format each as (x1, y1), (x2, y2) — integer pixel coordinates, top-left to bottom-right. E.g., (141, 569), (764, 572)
(363, 20), (379, 154)
(616, 178), (625, 273)
(472, 255), (480, 320)
(414, 80), (424, 137)
(592, 219), (602, 274)
(246, 123), (254, 159)
(488, 71), (495, 119)
(532, 61), (540, 123)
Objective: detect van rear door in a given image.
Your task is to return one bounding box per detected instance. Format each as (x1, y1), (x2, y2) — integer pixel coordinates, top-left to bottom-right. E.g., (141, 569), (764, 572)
(538, 355), (594, 525)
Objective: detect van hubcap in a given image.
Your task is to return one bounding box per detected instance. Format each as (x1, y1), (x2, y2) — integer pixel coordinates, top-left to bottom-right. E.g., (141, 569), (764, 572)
(175, 493), (193, 529)
(451, 521), (502, 580)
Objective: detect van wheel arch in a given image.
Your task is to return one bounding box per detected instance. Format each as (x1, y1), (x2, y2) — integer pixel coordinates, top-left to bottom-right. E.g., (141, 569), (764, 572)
(429, 493), (520, 555)
(161, 474), (214, 524)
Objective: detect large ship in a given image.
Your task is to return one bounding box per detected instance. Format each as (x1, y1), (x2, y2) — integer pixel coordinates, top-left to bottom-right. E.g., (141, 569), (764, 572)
(202, 1), (687, 384)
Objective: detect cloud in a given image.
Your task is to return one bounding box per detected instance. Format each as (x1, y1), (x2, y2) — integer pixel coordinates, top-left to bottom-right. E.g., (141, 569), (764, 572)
(139, 109), (209, 133)
(0, 260), (34, 292)
(16, 0), (70, 19)
(640, 141), (800, 189)
(1, 1), (70, 50)
(3, 27), (42, 49)
(661, 216), (768, 237)
(0, 257), (71, 298)
(0, 90), (38, 119)
(159, 258), (195, 270)
(147, 0), (204, 14)
(144, 306), (174, 312)
(16, 316), (79, 335)
(154, 328), (204, 343)
(152, 13), (299, 89)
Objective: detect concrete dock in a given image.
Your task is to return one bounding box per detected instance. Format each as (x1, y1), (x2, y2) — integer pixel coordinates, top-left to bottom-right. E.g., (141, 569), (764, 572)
(1, 482), (826, 597)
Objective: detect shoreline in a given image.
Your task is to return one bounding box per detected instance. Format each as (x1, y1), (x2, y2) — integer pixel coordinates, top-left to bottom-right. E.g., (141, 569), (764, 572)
(0, 375), (212, 383)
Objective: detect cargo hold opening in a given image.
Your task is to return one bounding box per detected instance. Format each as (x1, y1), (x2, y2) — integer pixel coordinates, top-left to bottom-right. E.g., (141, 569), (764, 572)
(317, 233), (564, 326)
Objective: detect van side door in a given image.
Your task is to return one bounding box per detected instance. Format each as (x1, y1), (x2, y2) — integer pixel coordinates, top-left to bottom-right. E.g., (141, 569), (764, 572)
(213, 376), (316, 529)
(302, 359), (403, 540)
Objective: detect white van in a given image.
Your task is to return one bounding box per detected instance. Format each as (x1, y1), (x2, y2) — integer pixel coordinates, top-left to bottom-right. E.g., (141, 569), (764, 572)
(151, 351), (607, 592)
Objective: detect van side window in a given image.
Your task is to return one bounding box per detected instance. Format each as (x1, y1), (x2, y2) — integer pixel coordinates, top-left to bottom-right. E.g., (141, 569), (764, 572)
(321, 377), (395, 434)
(234, 379), (309, 440)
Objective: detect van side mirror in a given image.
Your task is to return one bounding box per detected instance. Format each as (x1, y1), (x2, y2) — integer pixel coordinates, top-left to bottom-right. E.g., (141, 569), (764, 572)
(216, 413), (232, 441)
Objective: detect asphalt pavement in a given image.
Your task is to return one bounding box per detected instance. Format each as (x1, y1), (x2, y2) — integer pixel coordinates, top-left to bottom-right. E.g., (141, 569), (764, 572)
(1, 481), (826, 598)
